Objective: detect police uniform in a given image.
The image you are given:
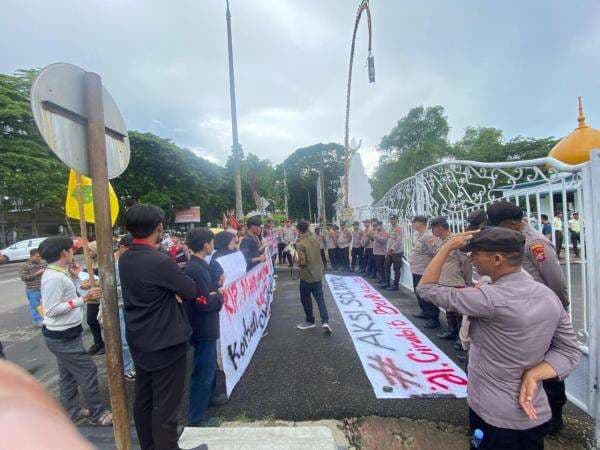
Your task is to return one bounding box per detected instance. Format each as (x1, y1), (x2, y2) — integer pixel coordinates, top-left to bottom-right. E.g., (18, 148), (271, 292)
(417, 228), (580, 449)
(408, 229), (437, 315)
(521, 222), (570, 433)
(351, 226), (365, 272)
(382, 218), (404, 290)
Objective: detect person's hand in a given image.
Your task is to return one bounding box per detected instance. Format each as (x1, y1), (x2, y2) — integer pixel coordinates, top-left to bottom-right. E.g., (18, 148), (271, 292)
(68, 262), (82, 277)
(519, 369), (540, 420)
(80, 279), (91, 290)
(218, 274), (225, 287)
(443, 231), (479, 251)
(35, 269), (45, 277)
(257, 254), (267, 262)
(175, 294), (183, 304)
(83, 288), (102, 303)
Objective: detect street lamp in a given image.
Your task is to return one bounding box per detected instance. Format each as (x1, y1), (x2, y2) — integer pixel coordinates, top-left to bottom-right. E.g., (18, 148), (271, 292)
(343, 0), (374, 211)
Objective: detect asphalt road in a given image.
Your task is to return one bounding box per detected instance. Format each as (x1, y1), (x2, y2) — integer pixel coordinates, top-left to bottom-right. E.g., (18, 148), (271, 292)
(0, 263), (593, 448)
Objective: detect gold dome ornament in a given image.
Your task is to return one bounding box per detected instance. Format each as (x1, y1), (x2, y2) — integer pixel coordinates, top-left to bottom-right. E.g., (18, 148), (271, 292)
(549, 97), (600, 165)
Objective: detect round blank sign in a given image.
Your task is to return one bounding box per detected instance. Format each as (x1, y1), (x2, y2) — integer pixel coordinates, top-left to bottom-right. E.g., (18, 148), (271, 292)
(30, 63), (130, 179)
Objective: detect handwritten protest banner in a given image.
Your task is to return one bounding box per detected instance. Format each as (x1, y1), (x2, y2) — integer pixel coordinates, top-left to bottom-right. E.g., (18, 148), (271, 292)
(325, 274), (467, 399)
(219, 257), (275, 397)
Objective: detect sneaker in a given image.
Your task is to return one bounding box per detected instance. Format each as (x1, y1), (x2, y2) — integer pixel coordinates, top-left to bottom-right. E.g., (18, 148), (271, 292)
(124, 372), (136, 381)
(413, 312), (428, 319)
(423, 319), (440, 329)
(297, 321), (316, 330)
(322, 323), (332, 335)
(437, 330), (458, 340)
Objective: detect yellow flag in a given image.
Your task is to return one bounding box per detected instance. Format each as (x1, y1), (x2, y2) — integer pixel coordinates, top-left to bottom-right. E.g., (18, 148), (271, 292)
(65, 169), (120, 226)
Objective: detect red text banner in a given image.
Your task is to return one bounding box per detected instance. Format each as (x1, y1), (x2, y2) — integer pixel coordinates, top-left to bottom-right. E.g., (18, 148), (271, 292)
(325, 274), (467, 399)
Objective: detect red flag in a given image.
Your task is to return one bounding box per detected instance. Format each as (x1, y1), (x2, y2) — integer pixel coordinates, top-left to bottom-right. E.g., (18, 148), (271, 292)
(230, 214), (240, 230)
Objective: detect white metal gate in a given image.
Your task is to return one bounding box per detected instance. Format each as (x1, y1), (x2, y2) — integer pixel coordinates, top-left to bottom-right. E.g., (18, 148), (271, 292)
(369, 153), (599, 417)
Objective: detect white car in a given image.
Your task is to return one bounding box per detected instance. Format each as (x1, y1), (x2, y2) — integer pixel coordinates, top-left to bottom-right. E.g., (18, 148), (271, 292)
(0, 237), (47, 263)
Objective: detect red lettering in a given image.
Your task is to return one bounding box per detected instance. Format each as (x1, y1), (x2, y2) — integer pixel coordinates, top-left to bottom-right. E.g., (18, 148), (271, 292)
(407, 352), (439, 363)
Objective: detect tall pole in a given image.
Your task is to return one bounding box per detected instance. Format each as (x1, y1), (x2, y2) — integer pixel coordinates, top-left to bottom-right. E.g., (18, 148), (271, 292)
(320, 150), (327, 228)
(283, 167), (289, 219)
(226, 0), (243, 220)
(307, 190), (312, 222)
(84, 72), (132, 450)
(343, 0), (374, 209)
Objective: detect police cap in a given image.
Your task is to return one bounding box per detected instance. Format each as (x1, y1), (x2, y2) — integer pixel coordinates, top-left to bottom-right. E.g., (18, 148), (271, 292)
(461, 226), (525, 253)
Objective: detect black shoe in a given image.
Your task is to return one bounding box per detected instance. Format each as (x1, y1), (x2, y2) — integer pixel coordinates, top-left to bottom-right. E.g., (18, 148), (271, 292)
(88, 343), (105, 355)
(543, 418), (564, 436)
(210, 393), (229, 407)
(386, 286), (399, 291)
(455, 352), (468, 363)
(437, 330), (458, 340)
(453, 341), (463, 351)
(413, 312), (428, 319)
(423, 319), (440, 329)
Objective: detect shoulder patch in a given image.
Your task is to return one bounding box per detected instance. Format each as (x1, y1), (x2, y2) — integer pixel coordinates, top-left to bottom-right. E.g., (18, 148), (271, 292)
(529, 243), (546, 261)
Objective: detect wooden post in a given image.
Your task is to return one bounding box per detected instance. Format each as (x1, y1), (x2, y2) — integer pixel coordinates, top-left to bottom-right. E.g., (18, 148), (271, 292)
(75, 171), (96, 287)
(84, 72), (132, 450)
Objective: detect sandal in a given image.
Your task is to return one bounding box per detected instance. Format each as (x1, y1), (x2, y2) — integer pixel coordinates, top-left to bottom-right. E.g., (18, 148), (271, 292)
(89, 411), (113, 426)
(74, 408), (91, 424)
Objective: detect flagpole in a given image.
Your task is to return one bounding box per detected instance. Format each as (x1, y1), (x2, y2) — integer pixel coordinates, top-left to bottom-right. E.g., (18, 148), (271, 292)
(75, 171), (96, 287)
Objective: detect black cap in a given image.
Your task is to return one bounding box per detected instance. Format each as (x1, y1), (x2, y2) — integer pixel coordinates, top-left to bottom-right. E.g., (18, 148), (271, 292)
(461, 227), (525, 253)
(247, 217), (262, 228)
(119, 233), (133, 247)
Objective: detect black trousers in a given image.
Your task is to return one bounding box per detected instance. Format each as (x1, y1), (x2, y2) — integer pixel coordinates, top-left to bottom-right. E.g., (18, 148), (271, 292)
(320, 249), (328, 270)
(134, 354), (187, 450)
(277, 242), (286, 264)
(327, 249), (337, 270)
(351, 247), (364, 271)
(86, 303), (104, 347)
(384, 252), (403, 287)
(543, 377), (567, 426)
(555, 230), (563, 257)
(337, 247), (350, 271)
(299, 280), (329, 323)
(570, 231), (580, 256)
(374, 254), (386, 281)
(469, 408), (545, 449)
(412, 273), (425, 311)
(364, 248), (374, 275)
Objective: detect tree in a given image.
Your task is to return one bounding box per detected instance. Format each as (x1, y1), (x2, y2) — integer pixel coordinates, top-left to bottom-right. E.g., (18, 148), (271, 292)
(279, 143), (344, 220)
(370, 105), (450, 200)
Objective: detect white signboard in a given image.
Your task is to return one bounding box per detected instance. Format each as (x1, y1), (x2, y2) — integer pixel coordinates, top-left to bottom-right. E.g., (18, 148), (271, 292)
(325, 274), (467, 399)
(216, 251), (247, 287)
(219, 258), (275, 396)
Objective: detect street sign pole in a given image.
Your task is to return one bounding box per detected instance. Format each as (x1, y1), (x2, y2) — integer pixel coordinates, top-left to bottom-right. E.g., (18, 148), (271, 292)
(75, 171), (96, 288)
(84, 72), (132, 450)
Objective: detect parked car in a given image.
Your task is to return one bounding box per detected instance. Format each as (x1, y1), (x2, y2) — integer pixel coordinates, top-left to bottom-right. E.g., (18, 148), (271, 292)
(0, 237), (47, 263)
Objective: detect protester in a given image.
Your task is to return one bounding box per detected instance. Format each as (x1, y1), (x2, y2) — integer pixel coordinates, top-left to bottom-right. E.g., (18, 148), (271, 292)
(294, 220), (331, 334)
(568, 212), (581, 258)
(37, 236), (112, 426)
(408, 216), (436, 320)
(119, 204), (197, 450)
(281, 219), (296, 267)
(426, 217), (473, 335)
(541, 214), (552, 240)
(209, 231), (239, 286)
(336, 223), (351, 272)
(364, 219), (377, 277)
(325, 224), (338, 271)
(381, 215), (404, 291)
(350, 221), (364, 272)
(185, 228), (224, 427)
(240, 217), (267, 272)
(372, 221), (389, 284)
(315, 227), (328, 270)
(552, 211), (564, 258)
(276, 222), (286, 265)
(18, 248), (46, 327)
(112, 233), (136, 381)
(417, 227), (580, 449)
(487, 201), (569, 435)
(263, 218), (278, 267)
(84, 241), (105, 356)
(168, 235), (189, 269)
(360, 219), (373, 275)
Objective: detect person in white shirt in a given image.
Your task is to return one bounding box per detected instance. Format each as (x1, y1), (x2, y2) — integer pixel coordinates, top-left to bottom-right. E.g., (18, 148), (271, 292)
(568, 212), (581, 258)
(38, 236), (112, 426)
(552, 212), (564, 258)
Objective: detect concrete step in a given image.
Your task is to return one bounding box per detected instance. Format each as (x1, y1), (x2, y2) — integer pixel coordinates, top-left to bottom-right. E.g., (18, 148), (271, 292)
(178, 426), (337, 450)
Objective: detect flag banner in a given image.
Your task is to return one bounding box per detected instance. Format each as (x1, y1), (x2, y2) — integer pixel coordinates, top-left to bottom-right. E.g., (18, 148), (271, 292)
(325, 274), (468, 399)
(219, 257), (276, 397)
(65, 169), (119, 226)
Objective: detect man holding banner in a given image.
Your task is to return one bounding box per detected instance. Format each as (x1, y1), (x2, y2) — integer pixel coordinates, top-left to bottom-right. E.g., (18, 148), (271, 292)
(295, 220), (332, 334)
(417, 227), (580, 449)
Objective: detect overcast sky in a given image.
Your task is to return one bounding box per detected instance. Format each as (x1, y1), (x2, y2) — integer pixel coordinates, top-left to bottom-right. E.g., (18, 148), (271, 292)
(2, 0), (599, 175)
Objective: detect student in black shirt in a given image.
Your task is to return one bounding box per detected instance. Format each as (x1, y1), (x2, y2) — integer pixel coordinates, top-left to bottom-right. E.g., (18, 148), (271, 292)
(240, 216), (266, 271)
(119, 204), (196, 450)
(184, 228), (224, 426)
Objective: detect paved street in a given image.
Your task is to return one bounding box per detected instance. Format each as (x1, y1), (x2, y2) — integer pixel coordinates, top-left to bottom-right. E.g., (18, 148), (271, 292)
(0, 263), (593, 449)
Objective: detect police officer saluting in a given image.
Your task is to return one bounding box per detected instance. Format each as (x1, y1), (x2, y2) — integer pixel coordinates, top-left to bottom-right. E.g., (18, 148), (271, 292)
(418, 227), (580, 449)
(487, 201), (569, 435)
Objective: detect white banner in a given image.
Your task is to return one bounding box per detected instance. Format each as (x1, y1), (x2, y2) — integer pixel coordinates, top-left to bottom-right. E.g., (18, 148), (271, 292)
(325, 274), (467, 399)
(219, 257), (275, 397)
(216, 251), (247, 287)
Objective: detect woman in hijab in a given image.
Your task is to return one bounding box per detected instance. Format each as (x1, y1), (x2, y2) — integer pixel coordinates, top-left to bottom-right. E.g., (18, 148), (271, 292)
(209, 231), (238, 288)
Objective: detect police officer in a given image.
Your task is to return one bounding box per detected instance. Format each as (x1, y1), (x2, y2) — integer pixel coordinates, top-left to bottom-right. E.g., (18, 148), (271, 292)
(417, 228), (580, 449)
(408, 215), (437, 319)
(487, 201), (569, 435)
(381, 215), (404, 291)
